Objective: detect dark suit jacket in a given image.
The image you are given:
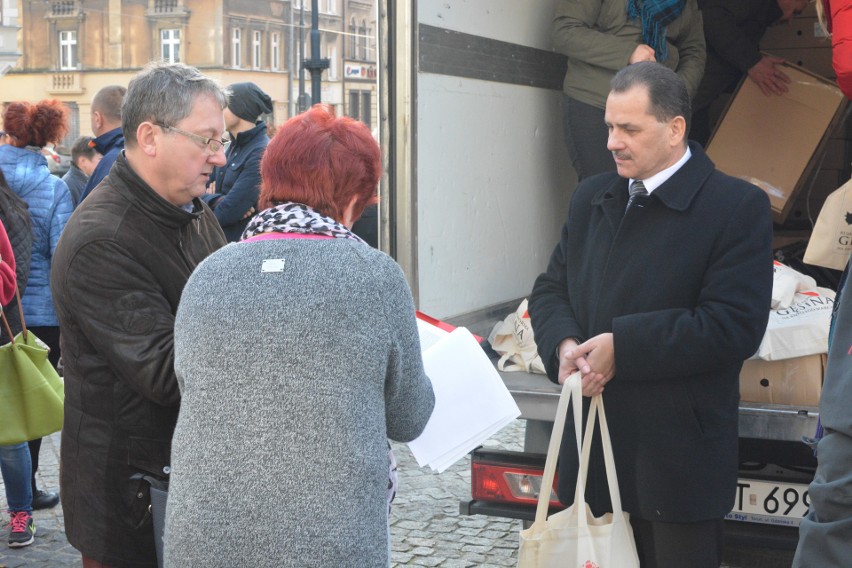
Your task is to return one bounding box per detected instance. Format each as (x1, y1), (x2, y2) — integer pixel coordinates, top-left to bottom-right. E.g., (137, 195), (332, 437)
(529, 142), (773, 523)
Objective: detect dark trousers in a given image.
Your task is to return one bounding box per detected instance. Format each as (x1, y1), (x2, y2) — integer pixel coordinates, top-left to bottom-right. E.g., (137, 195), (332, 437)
(27, 325), (61, 493)
(561, 95), (617, 182)
(631, 516), (725, 568)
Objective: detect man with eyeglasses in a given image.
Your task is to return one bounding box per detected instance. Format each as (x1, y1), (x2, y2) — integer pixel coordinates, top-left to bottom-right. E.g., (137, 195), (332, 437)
(51, 61), (228, 568)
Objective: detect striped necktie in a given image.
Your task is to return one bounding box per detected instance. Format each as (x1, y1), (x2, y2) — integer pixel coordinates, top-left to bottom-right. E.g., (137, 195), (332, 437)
(627, 180), (648, 211)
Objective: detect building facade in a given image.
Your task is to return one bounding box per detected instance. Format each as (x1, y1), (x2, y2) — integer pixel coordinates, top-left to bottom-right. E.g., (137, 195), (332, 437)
(1, 0), (376, 149)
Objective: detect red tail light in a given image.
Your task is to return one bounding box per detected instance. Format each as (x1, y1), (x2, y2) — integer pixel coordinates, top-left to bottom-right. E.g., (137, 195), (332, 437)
(471, 461), (563, 509)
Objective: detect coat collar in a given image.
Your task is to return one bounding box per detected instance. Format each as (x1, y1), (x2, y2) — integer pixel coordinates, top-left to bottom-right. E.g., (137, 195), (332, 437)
(591, 141), (716, 213)
(228, 121), (267, 149)
(93, 128), (126, 156)
(110, 152), (204, 229)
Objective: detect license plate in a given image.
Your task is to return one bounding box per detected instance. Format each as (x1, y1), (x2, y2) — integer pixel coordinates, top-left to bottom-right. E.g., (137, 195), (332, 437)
(725, 479), (810, 527)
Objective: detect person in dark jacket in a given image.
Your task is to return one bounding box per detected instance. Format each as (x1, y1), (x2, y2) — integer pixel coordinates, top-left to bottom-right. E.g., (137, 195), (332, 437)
(529, 62), (773, 568)
(79, 85), (126, 202)
(61, 136), (101, 208)
(691, 0), (808, 145)
(203, 81), (272, 241)
(51, 62), (227, 568)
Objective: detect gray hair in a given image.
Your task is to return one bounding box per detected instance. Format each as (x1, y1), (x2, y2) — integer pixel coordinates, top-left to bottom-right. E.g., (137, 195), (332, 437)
(610, 62), (691, 141)
(122, 61), (229, 147)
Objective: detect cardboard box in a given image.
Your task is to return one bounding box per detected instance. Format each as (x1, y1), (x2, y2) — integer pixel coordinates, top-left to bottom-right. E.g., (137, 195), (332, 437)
(766, 47), (835, 79)
(706, 62), (848, 223)
(760, 18), (831, 50)
(739, 354), (825, 406)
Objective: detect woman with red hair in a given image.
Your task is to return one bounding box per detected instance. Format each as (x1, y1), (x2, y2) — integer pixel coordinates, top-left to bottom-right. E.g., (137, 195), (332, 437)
(0, 99), (73, 513)
(164, 104), (435, 567)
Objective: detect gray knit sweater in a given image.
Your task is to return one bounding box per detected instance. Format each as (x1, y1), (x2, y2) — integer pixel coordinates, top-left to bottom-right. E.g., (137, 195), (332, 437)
(163, 238), (435, 568)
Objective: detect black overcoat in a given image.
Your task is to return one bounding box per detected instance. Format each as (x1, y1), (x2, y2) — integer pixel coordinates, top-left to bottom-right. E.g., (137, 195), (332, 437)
(529, 143), (773, 522)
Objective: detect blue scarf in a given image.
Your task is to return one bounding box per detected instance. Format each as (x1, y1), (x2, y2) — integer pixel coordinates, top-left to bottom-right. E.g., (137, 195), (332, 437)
(627, 0), (686, 63)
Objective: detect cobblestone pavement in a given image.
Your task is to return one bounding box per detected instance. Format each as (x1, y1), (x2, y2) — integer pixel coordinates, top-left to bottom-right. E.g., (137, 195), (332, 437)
(2, 423), (795, 567)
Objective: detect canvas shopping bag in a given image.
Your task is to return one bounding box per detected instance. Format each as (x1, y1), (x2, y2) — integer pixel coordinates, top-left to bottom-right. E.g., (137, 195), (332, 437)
(804, 178), (852, 270)
(0, 291), (64, 446)
(488, 299), (546, 374)
(517, 373), (639, 568)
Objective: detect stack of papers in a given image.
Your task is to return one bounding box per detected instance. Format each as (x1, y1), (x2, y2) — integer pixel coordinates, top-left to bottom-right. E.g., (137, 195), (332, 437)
(408, 318), (521, 472)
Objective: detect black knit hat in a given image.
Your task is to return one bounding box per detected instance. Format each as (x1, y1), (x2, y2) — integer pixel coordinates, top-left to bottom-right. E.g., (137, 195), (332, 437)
(227, 82), (273, 122)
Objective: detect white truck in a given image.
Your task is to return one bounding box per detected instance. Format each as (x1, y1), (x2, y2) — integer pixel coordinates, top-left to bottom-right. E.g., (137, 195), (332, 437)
(377, 0), (832, 552)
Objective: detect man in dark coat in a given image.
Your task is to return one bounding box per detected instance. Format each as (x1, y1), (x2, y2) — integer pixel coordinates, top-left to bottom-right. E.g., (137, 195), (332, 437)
(529, 62), (773, 568)
(51, 62), (227, 568)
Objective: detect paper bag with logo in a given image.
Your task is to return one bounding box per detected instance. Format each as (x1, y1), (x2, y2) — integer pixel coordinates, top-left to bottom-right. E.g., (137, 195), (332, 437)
(517, 373), (640, 568)
(488, 299), (546, 374)
(804, 178), (852, 271)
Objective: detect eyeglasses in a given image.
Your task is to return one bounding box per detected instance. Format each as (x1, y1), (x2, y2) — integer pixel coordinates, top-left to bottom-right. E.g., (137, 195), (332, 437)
(154, 122), (227, 153)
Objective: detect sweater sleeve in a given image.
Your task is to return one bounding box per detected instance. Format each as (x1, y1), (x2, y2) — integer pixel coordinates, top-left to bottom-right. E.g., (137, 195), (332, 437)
(0, 221), (17, 307)
(377, 257), (435, 443)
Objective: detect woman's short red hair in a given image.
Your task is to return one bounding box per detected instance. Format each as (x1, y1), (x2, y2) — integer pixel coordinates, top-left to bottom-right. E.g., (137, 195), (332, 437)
(2, 100), (69, 148)
(259, 104), (381, 222)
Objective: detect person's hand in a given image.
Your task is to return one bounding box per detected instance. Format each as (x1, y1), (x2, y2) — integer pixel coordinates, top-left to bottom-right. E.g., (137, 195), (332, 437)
(242, 207), (256, 220)
(629, 44), (656, 64)
(556, 337), (581, 385)
(748, 56), (790, 96)
(206, 181), (216, 195)
(564, 333), (615, 397)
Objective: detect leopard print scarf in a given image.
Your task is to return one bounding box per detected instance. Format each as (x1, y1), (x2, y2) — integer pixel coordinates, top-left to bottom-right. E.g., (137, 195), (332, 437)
(241, 201), (367, 244)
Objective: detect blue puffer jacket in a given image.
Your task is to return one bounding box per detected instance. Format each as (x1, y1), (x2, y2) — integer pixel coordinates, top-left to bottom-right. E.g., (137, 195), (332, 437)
(0, 145), (73, 326)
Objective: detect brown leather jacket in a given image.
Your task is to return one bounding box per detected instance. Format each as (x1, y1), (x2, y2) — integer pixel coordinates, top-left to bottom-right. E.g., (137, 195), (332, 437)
(51, 153), (226, 567)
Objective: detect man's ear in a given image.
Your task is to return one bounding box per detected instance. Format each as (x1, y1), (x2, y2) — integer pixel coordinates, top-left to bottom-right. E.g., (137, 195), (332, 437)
(135, 122), (159, 157)
(92, 111), (103, 132)
(669, 115), (687, 147)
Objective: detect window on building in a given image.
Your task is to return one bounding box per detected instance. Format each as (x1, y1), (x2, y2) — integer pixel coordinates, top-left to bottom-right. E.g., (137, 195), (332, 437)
(361, 91), (372, 128)
(253, 30), (262, 69)
(161, 29), (181, 63)
(232, 27), (242, 68)
(327, 44), (338, 80)
(348, 91), (360, 121)
(59, 30), (78, 70)
(271, 32), (280, 71)
(327, 0), (336, 14)
(349, 18), (357, 59)
(360, 21), (368, 61)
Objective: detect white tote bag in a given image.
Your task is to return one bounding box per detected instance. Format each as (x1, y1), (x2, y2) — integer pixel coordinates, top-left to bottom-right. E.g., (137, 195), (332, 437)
(488, 299), (546, 374)
(517, 373), (640, 568)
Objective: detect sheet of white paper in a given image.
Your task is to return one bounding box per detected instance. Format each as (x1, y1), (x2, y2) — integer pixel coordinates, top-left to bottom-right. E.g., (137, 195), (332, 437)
(428, 415), (516, 473)
(408, 327), (521, 470)
(416, 318), (449, 352)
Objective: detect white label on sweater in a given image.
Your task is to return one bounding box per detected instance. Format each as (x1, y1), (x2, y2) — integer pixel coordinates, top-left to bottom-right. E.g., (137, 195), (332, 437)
(261, 259), (286, 273)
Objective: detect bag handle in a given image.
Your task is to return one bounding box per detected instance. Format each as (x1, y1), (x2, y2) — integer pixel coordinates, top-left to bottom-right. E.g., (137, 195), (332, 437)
(532, 372), (584, 525)
(0, 287), (27, 345)
(573, 393), (625, 525)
